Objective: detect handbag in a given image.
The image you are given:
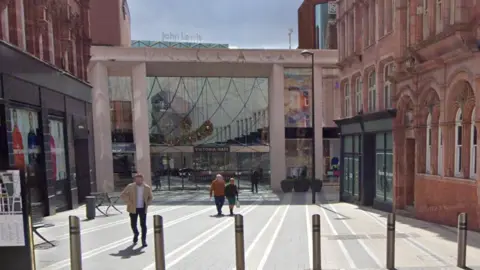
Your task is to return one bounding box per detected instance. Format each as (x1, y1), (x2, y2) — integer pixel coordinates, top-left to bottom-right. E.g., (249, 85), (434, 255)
(236, 199), (240, 208)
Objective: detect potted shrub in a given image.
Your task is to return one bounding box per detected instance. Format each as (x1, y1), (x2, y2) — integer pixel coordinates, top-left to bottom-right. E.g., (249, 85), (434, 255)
(280, 177), (294, 192)
(294, 178), (310, 192)
(310, 179), (323, 192)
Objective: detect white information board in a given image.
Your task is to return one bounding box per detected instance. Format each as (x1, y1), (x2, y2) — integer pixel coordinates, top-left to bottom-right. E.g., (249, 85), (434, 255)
(0, 171), (25, 246)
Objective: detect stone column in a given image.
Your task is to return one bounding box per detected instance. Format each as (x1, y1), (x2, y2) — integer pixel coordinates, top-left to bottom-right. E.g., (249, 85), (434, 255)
(314, 65), (324, 179)
(269, 64), (286, 191)
(131, 63), (152, 186)
(89, 62), (114, 192)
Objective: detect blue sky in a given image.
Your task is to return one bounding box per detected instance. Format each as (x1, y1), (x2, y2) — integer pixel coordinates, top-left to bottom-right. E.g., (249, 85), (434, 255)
(127, 0), (303, 48)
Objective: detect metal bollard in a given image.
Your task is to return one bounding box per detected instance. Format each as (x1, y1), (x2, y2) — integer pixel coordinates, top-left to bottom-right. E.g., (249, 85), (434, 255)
(69, 216), (82, 270)
(457, 212), (467, 268)
(386, 213), (395, 270)
(312, 214), (321, 270)
(153, 215), (166, 270)
(235, 214), (245, 270)
(85, 196), (96, 220)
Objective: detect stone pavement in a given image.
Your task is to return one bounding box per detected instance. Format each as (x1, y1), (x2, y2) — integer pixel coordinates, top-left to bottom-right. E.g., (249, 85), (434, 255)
(32, 188), (480, 270)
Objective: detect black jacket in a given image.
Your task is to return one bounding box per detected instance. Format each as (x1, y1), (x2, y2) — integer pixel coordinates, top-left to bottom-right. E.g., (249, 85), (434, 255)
(224, 184), (238, 198)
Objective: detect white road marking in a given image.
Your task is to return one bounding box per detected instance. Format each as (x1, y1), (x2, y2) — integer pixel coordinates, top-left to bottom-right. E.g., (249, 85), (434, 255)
(161, 204), (260, 270)
(43, 206), (216, 270)
(257, 204), (290, 269)
(329, 203), (382, 267)
(52, 205), (184, 240)
(319, 205), (357, 269)
(306, 204), (313, 270)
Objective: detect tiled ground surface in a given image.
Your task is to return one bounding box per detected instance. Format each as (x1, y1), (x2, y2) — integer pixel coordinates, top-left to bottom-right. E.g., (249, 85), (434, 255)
(32, 186), (480, 270)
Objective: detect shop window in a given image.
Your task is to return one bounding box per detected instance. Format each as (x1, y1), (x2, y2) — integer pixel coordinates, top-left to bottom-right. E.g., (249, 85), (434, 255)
(375, 132), (393, 202)
(426, 113), (432, 174)
(455, 109), (462, 176)
(355, 78), (362, 113)
(9, 108), (42, 205)
(471, 108), (477, 179)
(49, 118), (68, 211)
(368, 71), (376, 112)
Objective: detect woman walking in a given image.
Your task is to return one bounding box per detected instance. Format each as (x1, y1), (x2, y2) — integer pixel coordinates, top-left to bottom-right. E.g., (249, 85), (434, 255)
(224, 178), (239, 216)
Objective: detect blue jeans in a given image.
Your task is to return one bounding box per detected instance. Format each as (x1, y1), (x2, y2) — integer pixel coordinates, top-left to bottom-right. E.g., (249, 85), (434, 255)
(214, 196), (225, 214)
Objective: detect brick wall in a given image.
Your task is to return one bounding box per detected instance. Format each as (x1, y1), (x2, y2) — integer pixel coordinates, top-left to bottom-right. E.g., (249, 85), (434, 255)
(0, 0), (91, 81)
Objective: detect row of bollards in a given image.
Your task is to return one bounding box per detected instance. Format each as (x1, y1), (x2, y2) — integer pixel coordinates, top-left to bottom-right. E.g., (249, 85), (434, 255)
(66, 212), (470, 270)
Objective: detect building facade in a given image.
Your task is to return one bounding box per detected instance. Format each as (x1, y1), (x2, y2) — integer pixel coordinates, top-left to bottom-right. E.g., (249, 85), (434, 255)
(89, 46), (340, 192)
(0, 0), (94, 218)
(335, 0), (480, 229)
(90, 0), (131, 47)
(298, 0), (337, 49)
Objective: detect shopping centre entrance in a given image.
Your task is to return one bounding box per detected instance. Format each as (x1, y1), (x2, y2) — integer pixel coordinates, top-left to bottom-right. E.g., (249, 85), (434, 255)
(150, 145), (270, 191)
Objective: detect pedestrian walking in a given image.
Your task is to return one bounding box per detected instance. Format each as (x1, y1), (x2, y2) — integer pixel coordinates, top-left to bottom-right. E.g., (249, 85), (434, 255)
(224, 178), (239, 216)
(250, 169), (259, 194)
(210, 174), (226, 216)
(120, 173), (153, 247)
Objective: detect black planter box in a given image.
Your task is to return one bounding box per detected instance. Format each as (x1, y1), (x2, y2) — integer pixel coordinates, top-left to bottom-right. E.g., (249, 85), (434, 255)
(311, 180), (323, 192)
(280, 179), (294, 193)
(294, 180), (310, 192)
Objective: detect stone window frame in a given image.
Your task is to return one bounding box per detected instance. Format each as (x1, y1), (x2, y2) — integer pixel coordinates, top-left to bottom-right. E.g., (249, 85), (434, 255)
(470, 108), (477, 179)
(344, 82), (351, 117)
(355, 77), (363, 113)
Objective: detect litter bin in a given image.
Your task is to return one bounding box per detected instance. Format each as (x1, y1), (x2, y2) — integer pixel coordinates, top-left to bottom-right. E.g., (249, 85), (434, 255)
(86, 196), (96, 220)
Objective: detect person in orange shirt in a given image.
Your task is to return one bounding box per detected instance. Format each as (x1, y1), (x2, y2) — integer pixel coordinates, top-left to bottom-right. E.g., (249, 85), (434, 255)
(11, 109), (25, 170)
(209, 174), (226, 216)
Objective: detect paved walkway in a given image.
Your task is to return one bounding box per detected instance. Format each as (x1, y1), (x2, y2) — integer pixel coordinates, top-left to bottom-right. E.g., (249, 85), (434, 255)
(33, 189), (480, 270)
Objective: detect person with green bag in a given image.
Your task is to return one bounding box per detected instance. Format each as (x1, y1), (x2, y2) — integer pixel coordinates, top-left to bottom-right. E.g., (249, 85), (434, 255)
(224, 178), (239, 216)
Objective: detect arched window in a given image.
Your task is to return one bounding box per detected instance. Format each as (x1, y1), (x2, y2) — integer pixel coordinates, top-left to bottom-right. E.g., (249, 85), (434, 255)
(368, 71), (376, 111)
(426, 113), (432, 173)
(455, 109), (463, 176)
(384, 64), (394, 108)
(355, 78), (362, 113)
(471, 108), (477, 179)
(438, 125), (443, 175)
(344, 83), (351, 117)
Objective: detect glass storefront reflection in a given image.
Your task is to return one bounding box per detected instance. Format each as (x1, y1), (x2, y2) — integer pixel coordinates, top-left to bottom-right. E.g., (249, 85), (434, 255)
(49, 118), (68, 211)
(284, 68), (312, 128)
(285, 139), (312, 178)
(147, 77), (270, 190)
(10, 108), (43, 205)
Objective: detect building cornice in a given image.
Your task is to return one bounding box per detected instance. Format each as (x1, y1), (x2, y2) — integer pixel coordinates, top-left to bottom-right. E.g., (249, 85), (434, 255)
(90, 46), (339, 67)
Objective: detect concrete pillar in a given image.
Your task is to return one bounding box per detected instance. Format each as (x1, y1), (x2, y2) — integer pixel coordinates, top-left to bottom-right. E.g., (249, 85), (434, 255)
(131, 63), (152, 186)
(269, 64), (286, 191)
(314, 65), (324, 179)
(89, 62), (114, 192)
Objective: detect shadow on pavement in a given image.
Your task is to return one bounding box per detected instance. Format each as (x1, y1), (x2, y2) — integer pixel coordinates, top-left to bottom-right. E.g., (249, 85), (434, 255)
(338, 200), (480, 250)
(109, 244), (145, 259)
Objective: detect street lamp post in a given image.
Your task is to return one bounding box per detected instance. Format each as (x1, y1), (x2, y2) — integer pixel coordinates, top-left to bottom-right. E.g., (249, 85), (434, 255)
(301, 50), (316, 204)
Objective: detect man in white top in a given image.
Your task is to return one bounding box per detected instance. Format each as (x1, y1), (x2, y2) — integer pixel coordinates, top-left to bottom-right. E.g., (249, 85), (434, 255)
(120, 173), (153, 247)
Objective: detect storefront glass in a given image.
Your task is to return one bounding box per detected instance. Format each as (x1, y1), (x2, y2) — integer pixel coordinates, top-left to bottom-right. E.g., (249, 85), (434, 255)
(285, 139), (312, 178)
(147, 76), (270, 189)
(343, 135), (361, 197)
(49, 118), (68, 211)
(9, 108), (42, 205)
(283, 68), (312, 128)
(375, 132), (393, 202)
(109, 77), (135, 190)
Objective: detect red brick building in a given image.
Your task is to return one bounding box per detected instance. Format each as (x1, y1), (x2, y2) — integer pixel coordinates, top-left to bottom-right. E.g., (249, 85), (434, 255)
(298, 0), (337, 49)
(0, 0), (95, 221)
(335, 0), (480, 229)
